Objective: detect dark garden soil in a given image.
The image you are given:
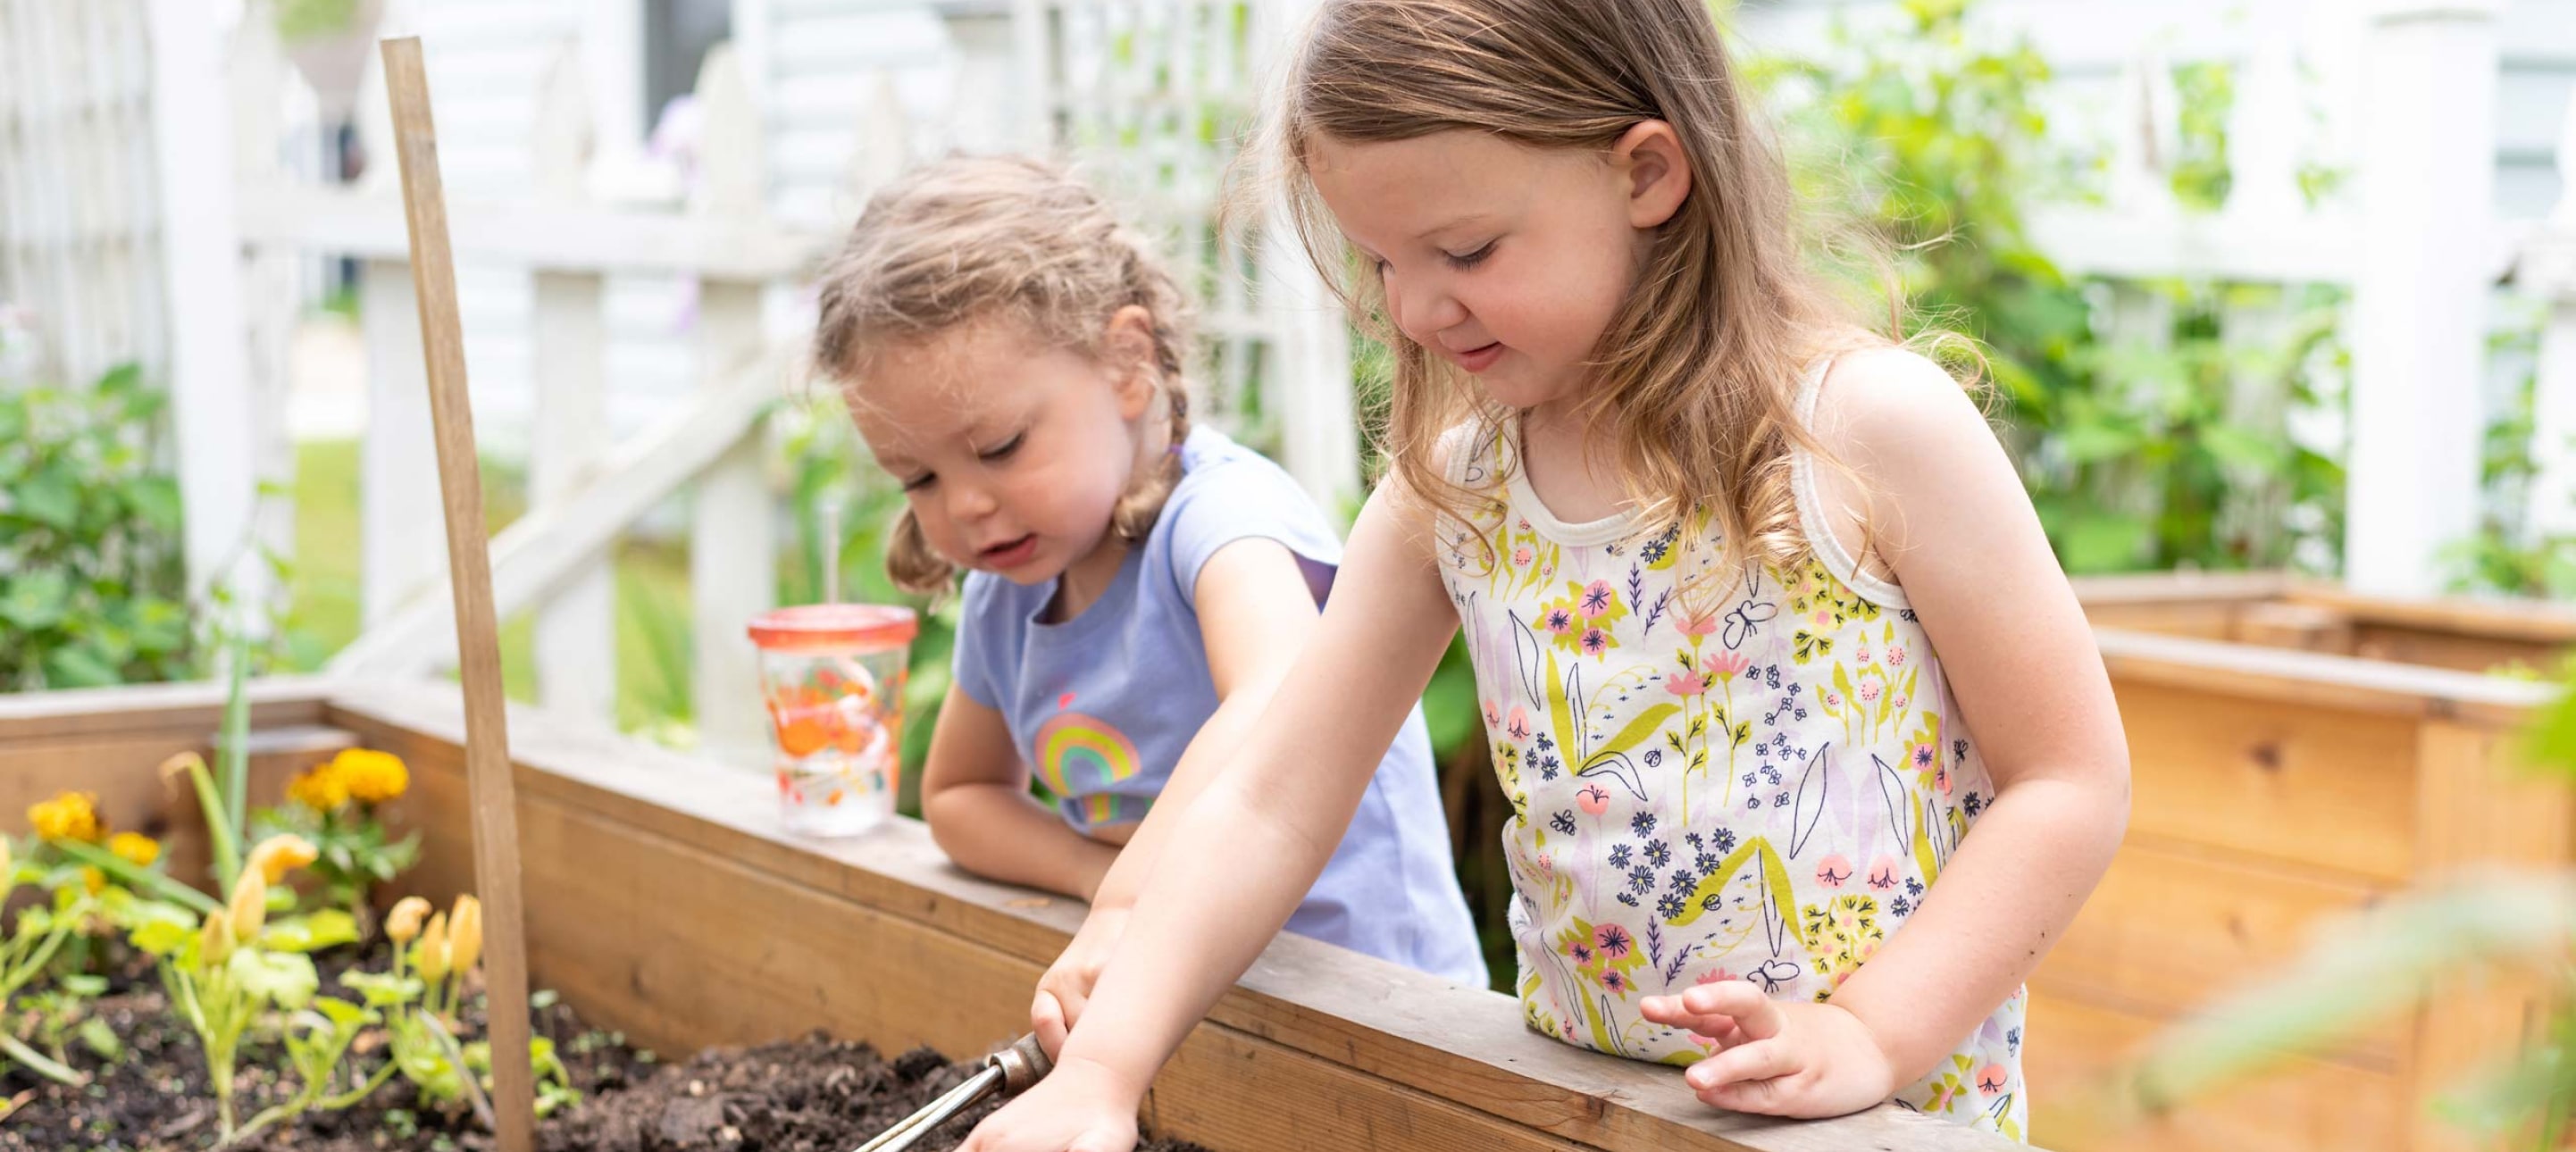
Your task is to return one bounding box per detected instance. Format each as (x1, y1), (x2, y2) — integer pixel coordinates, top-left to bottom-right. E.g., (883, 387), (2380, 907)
(0, 957), (1208, 1152)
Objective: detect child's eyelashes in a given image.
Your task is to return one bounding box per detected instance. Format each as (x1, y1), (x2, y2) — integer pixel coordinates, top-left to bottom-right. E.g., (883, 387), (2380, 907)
(889, 431), (1019, 492)
(1443, 240), (1497, 270)
(1365, 242), (1496, 277)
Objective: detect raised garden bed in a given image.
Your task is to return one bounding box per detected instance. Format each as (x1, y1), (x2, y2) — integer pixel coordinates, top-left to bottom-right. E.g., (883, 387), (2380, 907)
(2044, 573), (2571, 1152)
(0, 680), (2018, 1152)
(2075, 571), (2576, 674)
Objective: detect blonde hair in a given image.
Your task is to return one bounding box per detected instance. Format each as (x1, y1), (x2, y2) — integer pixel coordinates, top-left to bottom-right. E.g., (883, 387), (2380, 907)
(814, 155), (1194, 594)
(1267, 0), (1910, 589)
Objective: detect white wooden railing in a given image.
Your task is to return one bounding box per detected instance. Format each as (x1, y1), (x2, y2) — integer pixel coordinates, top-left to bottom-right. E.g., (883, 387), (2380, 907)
(231, 33), (826, 764)
(88, 1), (2573, 751)
(198, 1), (1351, 765)
(2516, 99), (2576, 546)
(1975, 4), (2573, 597)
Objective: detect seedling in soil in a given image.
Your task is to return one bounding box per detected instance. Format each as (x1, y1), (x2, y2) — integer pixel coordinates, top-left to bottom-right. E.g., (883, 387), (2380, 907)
(0, 836), (98, 1085)
(126, 843), (362, 1144)
(352, 894), (583, 1127)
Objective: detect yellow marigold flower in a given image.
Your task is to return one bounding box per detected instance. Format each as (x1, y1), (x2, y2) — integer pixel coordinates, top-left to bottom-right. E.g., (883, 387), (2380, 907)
(249, 834), (319, 884)
(386, 896), (431, 944)
(415, 912), (451, 982)
(228, 869), (267, 944)
(330, 748), (409, 805)
(27, 792), (102, 843)
(80, 866), (105, 896)
(447, 895), (483, 976)
(287, 764), (348, 813)
(108, 831), (160, 868)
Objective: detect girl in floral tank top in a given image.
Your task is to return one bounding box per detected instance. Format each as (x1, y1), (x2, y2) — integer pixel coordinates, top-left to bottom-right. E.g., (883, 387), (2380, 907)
(961, 3), (2130, 1149)
(1442, 363), (2031, 1134)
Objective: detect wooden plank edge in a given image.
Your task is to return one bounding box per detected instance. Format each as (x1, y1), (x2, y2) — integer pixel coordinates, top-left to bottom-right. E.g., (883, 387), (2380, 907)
(2287, 584), (2576, 647)
(2094, 628), (2557, 726)
(2070, 571), (2294, 606)
(325, 680), (2027, 1152)
(0, 677), (337, 740)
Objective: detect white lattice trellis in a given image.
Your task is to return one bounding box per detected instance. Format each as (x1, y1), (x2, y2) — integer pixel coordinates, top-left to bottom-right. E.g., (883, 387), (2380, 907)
(1021, 0), (1361, 519)
(0, 0), (170, 388)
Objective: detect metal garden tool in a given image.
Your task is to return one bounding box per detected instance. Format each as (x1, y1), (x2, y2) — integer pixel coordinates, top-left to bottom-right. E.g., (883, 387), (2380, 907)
(852, 1033), (1053, 1152)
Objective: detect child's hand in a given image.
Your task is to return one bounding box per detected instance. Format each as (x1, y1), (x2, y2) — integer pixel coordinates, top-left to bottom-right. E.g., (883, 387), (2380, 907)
(1638, 981), (1898, 1119)
(1033, 906), (1130, 1057)
(958, 1056), (1142, 1152)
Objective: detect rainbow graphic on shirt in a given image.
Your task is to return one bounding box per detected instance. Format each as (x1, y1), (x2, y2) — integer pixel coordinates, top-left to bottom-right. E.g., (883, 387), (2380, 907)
(1033, 712), (1146, 827)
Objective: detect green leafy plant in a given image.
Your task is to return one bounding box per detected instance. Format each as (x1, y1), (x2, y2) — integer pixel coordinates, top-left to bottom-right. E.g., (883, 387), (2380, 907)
(1750, 0), (2346, 574)
(0, 363), (194, 688)
(17, 975), (121, 1075)
(253, 995), (393, 1134)
(352, 894), (580, 1122)
(127, 862), (361, 1144)
(0, 837), (99, 1085)
(2446, 312), (2576, 597)
(254, 747), (422, 934)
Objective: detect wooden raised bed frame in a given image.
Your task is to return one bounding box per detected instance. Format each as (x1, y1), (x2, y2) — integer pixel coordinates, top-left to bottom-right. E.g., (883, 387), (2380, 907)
(0, 680), (2014, 1152)
(2046, 573), (2573, 1152)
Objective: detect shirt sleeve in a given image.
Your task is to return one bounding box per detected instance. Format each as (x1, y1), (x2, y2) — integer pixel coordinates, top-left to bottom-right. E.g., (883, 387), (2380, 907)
(1159, 461), (1343, 608)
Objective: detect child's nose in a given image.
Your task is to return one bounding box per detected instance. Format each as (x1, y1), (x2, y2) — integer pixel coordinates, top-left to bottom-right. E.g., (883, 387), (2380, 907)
(944, 479), (999, 522)
(1389, 271), (1468, 344)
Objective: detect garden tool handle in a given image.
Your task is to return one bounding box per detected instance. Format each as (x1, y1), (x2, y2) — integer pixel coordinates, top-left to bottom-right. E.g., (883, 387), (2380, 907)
(987, 1031), (1052, 1095)
(848, 1033), (1053, 1152)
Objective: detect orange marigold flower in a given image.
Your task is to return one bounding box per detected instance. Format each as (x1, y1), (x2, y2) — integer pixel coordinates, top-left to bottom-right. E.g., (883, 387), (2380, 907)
(287, 764), (349, 813)
(28, 792), (103, 843)
(108, 831), (161, 868)
(331, 748), (410, 805)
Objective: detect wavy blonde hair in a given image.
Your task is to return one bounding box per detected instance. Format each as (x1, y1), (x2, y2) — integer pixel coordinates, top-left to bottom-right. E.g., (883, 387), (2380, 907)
(1265, 0), (1916, 589)
(813, 155), (1194, 594)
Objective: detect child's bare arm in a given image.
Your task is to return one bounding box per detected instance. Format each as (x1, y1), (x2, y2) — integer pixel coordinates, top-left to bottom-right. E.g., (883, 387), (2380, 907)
(966, 482), (1461, 1149)
(1812, 349), (2129, 1078)
(1645, 347), (2131, 1116)
(920, 684), (1121, 901)
(1031, 538), (1325, 1049)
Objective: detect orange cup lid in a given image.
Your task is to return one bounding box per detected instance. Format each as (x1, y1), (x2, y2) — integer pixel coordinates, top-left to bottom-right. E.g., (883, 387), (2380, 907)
(747, 603), (918, 652)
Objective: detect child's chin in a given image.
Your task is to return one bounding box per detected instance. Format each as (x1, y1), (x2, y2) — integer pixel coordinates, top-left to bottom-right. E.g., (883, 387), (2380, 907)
(984, 559), (1060, 586)
(1475, 367), (1573, 412)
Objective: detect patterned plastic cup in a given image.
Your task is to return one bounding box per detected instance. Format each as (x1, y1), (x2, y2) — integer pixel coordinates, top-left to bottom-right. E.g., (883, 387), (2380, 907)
(746, 604), (916, 837)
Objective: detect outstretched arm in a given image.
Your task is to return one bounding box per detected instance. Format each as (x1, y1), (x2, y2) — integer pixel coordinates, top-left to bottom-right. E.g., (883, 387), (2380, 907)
(963, 480), (1463, 1152)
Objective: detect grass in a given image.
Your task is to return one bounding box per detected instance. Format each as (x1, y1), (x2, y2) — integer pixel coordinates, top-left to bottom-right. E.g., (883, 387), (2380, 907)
(282, 439), (696, 729)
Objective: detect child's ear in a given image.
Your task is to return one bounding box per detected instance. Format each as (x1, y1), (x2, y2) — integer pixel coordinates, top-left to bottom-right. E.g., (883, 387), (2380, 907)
(1613, 121), (1692, 230)
(1102, 305), (1162, 419)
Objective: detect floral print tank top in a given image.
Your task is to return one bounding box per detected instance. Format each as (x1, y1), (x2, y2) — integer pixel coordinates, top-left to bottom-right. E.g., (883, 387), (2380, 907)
(1435, 363), (2029, 1139)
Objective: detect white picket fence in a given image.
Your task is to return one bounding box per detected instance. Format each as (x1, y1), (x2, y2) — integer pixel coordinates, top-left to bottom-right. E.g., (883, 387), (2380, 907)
(192, 0), (1353, 765)
(13, 0), (2575, 739)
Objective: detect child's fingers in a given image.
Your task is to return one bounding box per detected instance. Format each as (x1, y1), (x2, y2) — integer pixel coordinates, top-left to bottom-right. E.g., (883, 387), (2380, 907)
(1685, 1039), (1798, 1098)
(1680, 981), (1786, 1041)
(1032, 990), (1070, 1059)
(1639, 994), (1751, 1046)
(1642, 1007), (1746, 1045)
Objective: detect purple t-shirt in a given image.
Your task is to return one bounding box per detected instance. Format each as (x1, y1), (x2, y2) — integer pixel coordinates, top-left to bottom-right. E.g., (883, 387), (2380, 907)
(951, 426), (1485, 985)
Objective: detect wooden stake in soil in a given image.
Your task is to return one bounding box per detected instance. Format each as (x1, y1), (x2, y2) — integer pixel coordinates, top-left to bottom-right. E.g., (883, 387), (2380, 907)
(378, 36), (539, 1152)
